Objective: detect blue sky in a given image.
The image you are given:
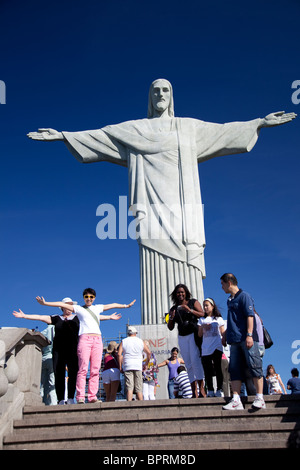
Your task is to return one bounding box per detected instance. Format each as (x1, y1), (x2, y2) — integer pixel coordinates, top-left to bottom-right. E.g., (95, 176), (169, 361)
(1, 0), (299, 389)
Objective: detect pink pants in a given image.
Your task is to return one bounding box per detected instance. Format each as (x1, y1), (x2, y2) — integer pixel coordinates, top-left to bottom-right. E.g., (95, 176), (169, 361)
(76, 335), (103, 402)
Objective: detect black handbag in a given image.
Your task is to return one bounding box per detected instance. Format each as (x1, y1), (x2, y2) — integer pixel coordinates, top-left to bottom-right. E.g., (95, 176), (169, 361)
(254, 308), (273, 349)
(263, 326), (273, 349)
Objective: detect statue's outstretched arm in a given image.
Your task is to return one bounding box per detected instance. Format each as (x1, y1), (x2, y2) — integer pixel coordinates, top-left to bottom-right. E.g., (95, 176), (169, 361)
(259, 111), (297, 128)
(27, 128), (64, 141)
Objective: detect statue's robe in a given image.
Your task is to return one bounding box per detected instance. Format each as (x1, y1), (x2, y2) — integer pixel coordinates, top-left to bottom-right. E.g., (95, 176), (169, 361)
(63, 117), (261, 323)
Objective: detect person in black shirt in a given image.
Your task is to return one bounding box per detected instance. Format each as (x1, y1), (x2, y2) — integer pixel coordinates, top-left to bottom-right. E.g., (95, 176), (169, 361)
(50, 299), (79, 404)
(167, 284), (205, 398)
(13, 297), (79, 404)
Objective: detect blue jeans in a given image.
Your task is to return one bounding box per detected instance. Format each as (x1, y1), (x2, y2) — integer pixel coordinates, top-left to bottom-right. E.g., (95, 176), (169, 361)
(168, 378), (175, 399)
(41, 358), (57, 405)
(229, 341), (263, 381)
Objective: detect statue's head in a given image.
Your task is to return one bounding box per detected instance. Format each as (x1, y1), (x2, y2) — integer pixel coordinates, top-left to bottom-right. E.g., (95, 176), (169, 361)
(147, 78), (174, 118)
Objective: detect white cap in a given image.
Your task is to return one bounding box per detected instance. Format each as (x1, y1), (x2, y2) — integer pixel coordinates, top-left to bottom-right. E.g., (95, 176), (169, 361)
(60, 297), (77, 311)
(127, 326), (137, 335)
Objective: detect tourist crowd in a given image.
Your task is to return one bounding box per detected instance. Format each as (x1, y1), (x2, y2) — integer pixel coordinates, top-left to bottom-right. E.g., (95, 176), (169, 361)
(12, 273), (300, 408)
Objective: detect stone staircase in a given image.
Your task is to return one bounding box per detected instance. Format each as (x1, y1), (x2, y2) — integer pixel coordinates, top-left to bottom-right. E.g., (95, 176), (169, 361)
(3, 394), (300, 450)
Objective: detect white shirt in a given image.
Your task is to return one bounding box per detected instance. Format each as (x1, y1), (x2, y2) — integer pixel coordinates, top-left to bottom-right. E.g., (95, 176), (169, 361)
(197, 316), (225, 356)
(121, 336), (144, 371)
(73, 304), (104, 336)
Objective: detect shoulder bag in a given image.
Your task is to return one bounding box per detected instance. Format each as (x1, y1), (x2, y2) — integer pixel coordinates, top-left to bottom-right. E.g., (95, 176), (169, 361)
(255, 309), (273, 349)
(263, 325), (273, 349)
(83, 306), (100, 327)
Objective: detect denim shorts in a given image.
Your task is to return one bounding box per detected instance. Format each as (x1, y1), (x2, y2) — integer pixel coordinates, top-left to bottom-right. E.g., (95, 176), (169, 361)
(229, 341), (263, 381)
(102, 367), (120, 384)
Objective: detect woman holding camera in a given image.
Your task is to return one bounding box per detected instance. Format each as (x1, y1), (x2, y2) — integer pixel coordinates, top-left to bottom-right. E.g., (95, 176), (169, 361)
(167, 284), (205, 398)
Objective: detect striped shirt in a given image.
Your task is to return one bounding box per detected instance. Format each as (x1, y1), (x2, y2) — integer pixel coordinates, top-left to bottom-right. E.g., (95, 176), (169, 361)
(173, 371), (193, 398)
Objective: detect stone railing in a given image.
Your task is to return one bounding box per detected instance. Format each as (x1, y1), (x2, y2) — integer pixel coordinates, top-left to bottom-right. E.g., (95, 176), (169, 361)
(0, 328), (49, 448)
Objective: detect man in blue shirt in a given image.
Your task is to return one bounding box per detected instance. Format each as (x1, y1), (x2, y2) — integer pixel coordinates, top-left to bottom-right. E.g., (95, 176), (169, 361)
(287, 368), (300, 394)
(220, 273), (265, 410)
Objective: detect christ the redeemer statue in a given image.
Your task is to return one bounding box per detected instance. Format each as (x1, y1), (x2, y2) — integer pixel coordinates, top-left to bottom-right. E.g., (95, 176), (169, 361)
(28, 79), (296, 324)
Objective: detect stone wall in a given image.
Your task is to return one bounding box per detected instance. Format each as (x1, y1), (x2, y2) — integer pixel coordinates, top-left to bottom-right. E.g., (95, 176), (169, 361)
(0, 328), (49, 448)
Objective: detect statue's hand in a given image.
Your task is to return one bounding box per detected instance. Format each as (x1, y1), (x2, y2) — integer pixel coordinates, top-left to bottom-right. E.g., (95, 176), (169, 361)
(27, 128), (64, 141)
(262, 111), (297, 127)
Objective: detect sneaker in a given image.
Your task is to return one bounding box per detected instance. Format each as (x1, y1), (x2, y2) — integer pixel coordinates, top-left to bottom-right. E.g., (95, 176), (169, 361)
(89, 398), (101, 403)
(207, 390), (215, 397)
(215, 389), (224, 397)
(77, 399), (85, 404)
(252, 396), (266, 409)
(222, 397), (244, 410)
(66, 398), (75, 405)
(58, 400), (66, 405)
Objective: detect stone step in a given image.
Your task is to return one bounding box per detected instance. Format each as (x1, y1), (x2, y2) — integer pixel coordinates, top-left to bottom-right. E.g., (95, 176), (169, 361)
(19, 395), (300, 420)
(6, 416), (298, 439)
(3, 428), (295, 450)
(10, 407), (299, 431)
(16, 396), (300, 426)
(9, 392), (300, 407)
(4, 417), (299, 450)
(3, 395), (300, 450)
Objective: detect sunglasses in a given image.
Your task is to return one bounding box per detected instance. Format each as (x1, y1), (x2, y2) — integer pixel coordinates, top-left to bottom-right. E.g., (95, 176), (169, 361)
(84, 295), (95, 299)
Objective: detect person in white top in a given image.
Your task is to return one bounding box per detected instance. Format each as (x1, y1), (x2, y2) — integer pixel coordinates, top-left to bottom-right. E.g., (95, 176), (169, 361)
(198, 298), (226, 397)
(118, 326), (151, 401)
(36, 288), (135, 404)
